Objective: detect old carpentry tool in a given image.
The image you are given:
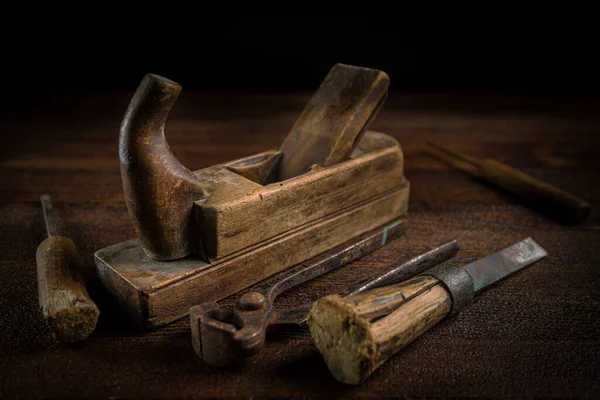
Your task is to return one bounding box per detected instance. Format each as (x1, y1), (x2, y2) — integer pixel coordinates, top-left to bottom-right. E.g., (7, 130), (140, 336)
(278, 64), (389, 180)
(95, 63), (410, 329)
(427, 141), (591, 224)
(309, 237), (548, 385)
(190, 231), (459, 367)
(274, 238), (461, 326)
(36, 195), (100, 343)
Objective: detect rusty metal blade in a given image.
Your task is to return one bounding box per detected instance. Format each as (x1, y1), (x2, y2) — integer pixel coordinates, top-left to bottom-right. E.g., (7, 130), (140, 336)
(465, 237), (548, 292)
(40, 194), (60, 237)
(254, 219), (405, 302)
(343, 239), (460, 297)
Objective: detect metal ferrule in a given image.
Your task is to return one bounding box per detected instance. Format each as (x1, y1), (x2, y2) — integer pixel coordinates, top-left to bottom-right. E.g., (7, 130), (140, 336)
(422, 262), (474, 316)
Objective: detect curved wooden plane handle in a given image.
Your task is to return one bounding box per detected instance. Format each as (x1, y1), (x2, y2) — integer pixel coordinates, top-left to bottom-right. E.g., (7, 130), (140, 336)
(119, 74), (204, 261)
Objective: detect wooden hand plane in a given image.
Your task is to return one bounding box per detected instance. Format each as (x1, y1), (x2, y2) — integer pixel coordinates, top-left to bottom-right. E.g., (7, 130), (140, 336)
(94, 64), (410, 329)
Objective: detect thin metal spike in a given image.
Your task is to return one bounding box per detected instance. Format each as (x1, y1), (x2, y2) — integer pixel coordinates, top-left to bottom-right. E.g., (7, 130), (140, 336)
(40, 195), (60, 237)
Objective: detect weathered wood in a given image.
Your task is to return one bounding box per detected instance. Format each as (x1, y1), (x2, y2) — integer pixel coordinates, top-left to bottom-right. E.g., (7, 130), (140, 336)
(428, 142), (591, 224)
(308, 276), (451, 384)
(117, 65), (393, 264)
(96, 186), (409, 328)
(36, 236), (100, 343)
(278, 63), (389, 180)
(119, 74), (205, 261)
(98, 66), (409, 330)
(195, 131), (405, 259)
(225, 150), (282, 185)
(371, 284), (450, 361)
(341, 275), (439, 320)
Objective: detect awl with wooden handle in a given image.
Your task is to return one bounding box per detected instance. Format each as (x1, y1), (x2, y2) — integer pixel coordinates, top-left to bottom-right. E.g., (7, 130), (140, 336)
(427, 142), (591, 224)
(36, 195), (99, 343)
(308, 238), (548, 384)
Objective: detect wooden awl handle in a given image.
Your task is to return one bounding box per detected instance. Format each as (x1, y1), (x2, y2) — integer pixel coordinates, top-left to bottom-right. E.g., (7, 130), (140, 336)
(479, 159), (590, 223)
(427, 142), (591, 224)
(308, 275), (452, 384)
(36, 236), (99, 343)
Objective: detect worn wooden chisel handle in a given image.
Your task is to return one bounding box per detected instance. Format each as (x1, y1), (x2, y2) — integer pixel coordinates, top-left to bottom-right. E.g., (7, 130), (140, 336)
(36, 236), (99, 343)
(308, 275), (452, 385)
(309, 238), (548, 384)
(478, 159), (591, 223)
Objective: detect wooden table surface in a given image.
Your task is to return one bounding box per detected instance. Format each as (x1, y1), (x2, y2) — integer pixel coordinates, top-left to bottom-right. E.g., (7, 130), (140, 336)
(1, 90), (599, 399)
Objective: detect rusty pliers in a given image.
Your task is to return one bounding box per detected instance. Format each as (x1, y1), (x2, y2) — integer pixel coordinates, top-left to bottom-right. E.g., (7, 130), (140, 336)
(190, 221), (459, 367)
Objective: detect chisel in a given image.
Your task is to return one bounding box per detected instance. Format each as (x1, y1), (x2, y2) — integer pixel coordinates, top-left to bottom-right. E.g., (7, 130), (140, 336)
(308, 238), (548, 384)
(36, 195), (99, 343)
(427, 141), (591, 224)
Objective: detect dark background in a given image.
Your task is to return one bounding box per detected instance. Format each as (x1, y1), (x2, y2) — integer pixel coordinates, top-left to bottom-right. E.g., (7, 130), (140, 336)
(3, 16), (599, 103)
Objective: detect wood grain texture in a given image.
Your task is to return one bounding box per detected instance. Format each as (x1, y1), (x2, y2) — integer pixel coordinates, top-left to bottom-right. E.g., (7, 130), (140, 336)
(308, 278), (451, 384)
(36, 236), (100, 342)
(192, 131), (406, 259)
(341, 274), (439, 320)
(278, 63), (389, 180)
(0, 92), (599, 399)
(119, 74), (205, 261)
(371, 284), (451, 360)
(117, 69), (399, 263)
(95, 187), (408, 328)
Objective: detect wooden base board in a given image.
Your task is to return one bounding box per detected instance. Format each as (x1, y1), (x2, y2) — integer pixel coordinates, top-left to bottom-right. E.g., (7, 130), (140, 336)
(95, 183), (409, 329)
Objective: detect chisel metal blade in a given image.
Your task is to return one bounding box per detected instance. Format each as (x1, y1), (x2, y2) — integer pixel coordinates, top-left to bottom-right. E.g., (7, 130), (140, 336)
(465, 237), (548, 292)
